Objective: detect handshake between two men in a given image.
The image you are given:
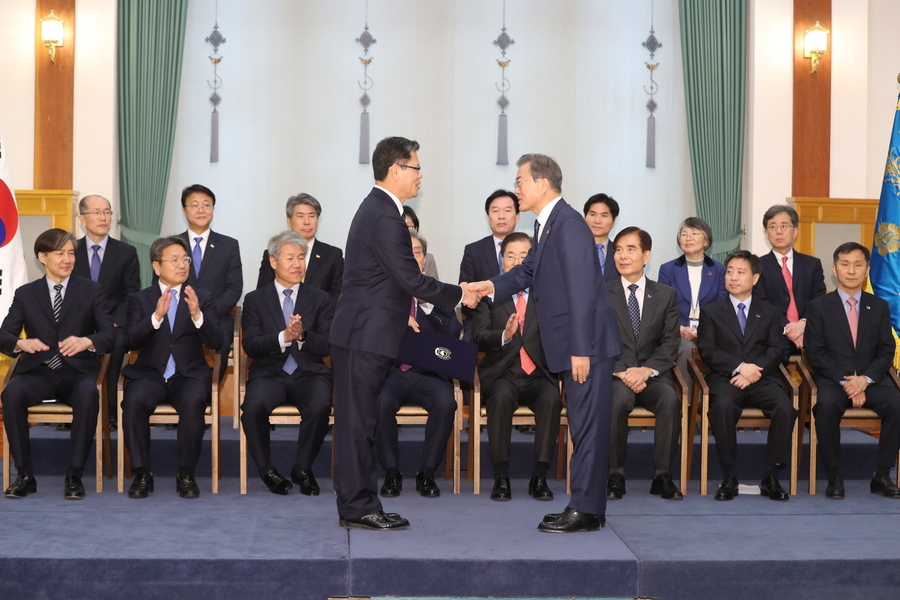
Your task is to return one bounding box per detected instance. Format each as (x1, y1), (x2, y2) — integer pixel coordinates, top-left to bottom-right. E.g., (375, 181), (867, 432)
(458, 281), (494, 309)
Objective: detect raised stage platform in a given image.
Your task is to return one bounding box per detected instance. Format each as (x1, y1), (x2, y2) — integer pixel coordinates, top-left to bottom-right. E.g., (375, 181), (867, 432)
(1, 423), (899, 599)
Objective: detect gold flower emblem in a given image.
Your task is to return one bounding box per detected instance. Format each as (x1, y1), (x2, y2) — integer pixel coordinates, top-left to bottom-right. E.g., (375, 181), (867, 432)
(875, 222), (900, 256)
(886, 147), (900, 194)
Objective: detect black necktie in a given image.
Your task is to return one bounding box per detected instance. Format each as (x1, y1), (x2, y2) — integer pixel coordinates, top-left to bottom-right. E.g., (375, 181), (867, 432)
(533, 220), (540, 246)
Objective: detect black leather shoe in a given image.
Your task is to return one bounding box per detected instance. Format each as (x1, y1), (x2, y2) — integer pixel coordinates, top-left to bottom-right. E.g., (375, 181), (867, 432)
(490, 476), (511, 501)
(341, 511), (410, 530)
(538, 506), (604, 533)
(528, 475), (554, 501)
(870, 474), (900, 498)
(291, 468), (320, 496)
(380, 468), (402, 497)
(5, 474), (36, 498)
(760, 474), (789, 501)
(607, 472), (626, 500)
(176, 473), (200, 499)
(64, 475), (85, 500)
(650, 472), (683, 500)
(715, 474), (739, 501)
(415, 469), (440, 498)
(128, 472), (154, 499)
(261, 469), (292, 495)
(825, 474), (845, 499)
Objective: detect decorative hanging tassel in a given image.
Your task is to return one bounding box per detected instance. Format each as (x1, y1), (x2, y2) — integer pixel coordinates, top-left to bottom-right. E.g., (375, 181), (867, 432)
(359, 111), (370, 164)
(497, 113), (508, 166)
(210, 108), (219, 163)
(645, 113), (655, 168)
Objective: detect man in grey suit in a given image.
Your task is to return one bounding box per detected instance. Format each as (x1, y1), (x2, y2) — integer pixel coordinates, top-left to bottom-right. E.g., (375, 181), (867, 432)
(605, 227), (683, 501)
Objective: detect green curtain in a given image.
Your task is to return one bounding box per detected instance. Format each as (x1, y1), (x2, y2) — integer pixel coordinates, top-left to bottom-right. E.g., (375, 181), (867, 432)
(678, 0), (747, 262)
(117, 0), (188, 285)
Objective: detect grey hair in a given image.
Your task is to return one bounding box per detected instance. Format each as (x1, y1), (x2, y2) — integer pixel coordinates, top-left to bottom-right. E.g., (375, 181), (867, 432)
(517, 153), (563, 192)
(409, 227), (427, 255)
(78, 194), (110, 214)
(268, 230), (308, 259)
(285, 193), (321, 218)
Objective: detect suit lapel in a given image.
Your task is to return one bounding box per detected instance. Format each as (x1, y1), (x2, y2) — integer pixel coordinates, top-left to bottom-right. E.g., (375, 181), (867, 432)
(720, 299), (745, 342)
(56, 276), (80, 324)
(766, 252), (790, 296)
(264, 284), (287, 328)
(305, 247), (321, 283)
(742, 301), (763, 341)
(638, 281), (659, 344)
(672, 262), (692, 309)
(533, 200), (564, 272)
(607, 280), (631, 335)
(198, 231), (218, 279)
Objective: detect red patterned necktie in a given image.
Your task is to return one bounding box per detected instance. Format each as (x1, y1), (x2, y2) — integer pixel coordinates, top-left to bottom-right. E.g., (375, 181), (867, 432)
(782, 255), (800, 322)
(516, 292), (536, 375)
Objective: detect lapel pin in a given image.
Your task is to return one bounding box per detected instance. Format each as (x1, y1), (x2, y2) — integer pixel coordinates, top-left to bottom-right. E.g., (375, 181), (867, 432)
(209, 244), (215, 249)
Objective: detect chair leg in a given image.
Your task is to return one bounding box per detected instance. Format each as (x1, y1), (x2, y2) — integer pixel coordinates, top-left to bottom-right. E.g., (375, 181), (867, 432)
(556, 424), (566, 481)
(239, 417), (248, 494)
(2, 424), (10, 491)
(94, 407), (103, 494)
(700, 396), (709, 496)
(809, 409), (818, 495)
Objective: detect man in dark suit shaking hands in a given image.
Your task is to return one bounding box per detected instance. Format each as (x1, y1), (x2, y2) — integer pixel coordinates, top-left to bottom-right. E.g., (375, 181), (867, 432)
(242, 231), (333, 496)
(122, 236), (224, 499)
(330, 136), (480, 530)
(0, 228), (114, 499)
(470, 154), (622, 532)
(805, 242), (900, 499)
(73, 195), (141, 424)
(606, 227), (683, 501)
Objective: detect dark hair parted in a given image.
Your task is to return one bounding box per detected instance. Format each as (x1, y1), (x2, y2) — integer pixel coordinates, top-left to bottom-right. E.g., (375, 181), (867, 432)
(149, 236), (190, 264)
(833, 241), (870, 264)
(583, 193), (620, 218)
(402, 205), (419, 230)
(517, 153), (563, 192)
(372, 136), (420, 182)
(724, 249), (762, 275)
(34, 228), (77, 258)
(612, 226), (652, 252)
(678, 216), (713, 249)
(181, 184), (216, 207)
(485, 189), (519, 215)
(499, 231), (533, 256)
(286, 193), (321, 218)
(762, 204), (798, 229)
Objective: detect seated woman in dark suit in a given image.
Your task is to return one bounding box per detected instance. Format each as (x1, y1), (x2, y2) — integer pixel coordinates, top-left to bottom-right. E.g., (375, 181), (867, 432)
(657, 217), (727, 384)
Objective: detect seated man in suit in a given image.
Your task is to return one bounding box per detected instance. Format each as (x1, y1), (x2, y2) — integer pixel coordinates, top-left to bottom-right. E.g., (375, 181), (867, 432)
(376, 229), (462, 498)
(122, 236), (224, 499)
(805, 242), (900, 499)
(173, 184), (242, 360)
(73, 194), (141, 426)
(698, 250), (796, 501)
(256, 193), (344, 301)
(754, 205), (826, 350)
(606, 227), (683, 501)
(472, 232), (561, 501)
(403, 206), (439, 279)
(242, 231), (334, 496)
(0, 228), (114, 499)
(583, 193), (619, 282)
(459, 189), (520, 340)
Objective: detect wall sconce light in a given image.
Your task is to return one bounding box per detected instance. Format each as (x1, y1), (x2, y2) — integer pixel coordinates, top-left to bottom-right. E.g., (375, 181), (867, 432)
(804, 21), (829, 74)
(40, 10), (64, 64)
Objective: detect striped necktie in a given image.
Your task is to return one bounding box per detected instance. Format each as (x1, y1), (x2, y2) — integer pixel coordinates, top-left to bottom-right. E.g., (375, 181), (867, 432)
(46, 284), (64, 369)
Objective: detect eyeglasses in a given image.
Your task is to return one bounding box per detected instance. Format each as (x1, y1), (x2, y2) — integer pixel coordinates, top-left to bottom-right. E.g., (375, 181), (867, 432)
(186, 203), (213, 211)
(159, 256), (192, 265)
(514, 178), (537, 189)
(679, 231), (703, 239)
(766, 224), (796, 232)
(396, 163), (421, 171)
(81, 210), (113, 218)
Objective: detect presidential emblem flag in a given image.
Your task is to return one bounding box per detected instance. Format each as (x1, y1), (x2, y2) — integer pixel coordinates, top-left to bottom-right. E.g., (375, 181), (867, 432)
(869, 92), (900, 367)
(0, 130), (29, 321)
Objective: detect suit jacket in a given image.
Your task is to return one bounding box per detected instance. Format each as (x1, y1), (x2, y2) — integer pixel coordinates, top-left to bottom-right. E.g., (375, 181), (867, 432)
(170, 230), (243, 320)
(606, 278), (680, 386)
(73, 236), (141, 326)
(599, 242), (618, 283)
(123, 285), (224, 382)
(805, 290), (895, 386)
(755, 250), (826, 320)
(657, 254), (727, 326)
(0, 275), (115, 376)
(242, 282), (333, 379)
(255, 239), (344, 300)
(459, 235), (502, 284)
(697, 295), (788, 382)
(472, 292), (553, 390)
(491, 198), (621, 373)
(330, 187), (463, 358)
